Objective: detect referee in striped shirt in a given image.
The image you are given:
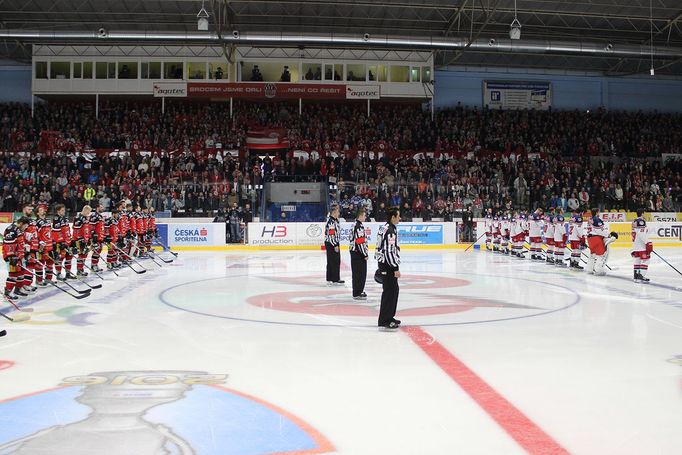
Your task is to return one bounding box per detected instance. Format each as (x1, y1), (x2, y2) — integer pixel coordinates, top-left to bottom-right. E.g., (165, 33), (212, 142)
(325, 204), (344, 285)
(349, 208), (368, 300)
(376, 206), (401, 330)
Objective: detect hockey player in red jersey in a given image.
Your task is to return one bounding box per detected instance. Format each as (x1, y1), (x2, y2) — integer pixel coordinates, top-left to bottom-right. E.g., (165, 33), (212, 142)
(134, 205), (147, 257)
(36, 204), (54, 285)
(631, 209), (653, 283)
(147, 207), (157, 254)
(72, 205), (92, 277)
(52, 204), (76, 280)
(104, 210), (120, 270)
(3, 217), (30, 299)
(88, 204), (105, 272)
(21, 204), (39, 293)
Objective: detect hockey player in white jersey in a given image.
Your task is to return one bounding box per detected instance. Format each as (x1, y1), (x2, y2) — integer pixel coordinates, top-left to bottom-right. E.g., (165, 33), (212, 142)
(553, 213), (568, 266)
(500, 215), (511, 254)
(513, 213), (529, 258)
(484, 212), (493, 251)
(568, 214), (586, 270)
(528, 212), (544, 260)
(509, 212), (520, 257)
(544, 210), (556, 264)
(631, 209), (653, 283)
(492, 215), (501, 252)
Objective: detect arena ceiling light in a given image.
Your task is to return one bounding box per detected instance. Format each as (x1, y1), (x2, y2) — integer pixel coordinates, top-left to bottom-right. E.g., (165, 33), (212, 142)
(510, 0), (521, 40)
(197, 0), (210, 31)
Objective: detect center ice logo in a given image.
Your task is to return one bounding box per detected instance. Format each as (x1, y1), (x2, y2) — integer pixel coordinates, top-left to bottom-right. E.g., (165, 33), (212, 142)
(0, 370), (334, 455)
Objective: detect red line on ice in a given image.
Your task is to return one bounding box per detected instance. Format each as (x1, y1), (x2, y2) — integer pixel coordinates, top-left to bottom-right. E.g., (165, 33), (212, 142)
(403, 326), (569, 455)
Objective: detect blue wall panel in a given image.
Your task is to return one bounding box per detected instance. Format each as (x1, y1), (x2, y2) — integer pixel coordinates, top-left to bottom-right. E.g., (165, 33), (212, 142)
(435, 68), (682, 112)
(0, 64), (32, 103)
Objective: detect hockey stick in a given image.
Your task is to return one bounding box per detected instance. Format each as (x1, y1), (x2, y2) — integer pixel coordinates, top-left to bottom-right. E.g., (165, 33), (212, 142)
(464, 232), (487, 252)
(0, 329), (6, 336)
(22, 263), (91, 299)
(1, 293), (34, 313)
(153, 235), (178, 257)
(0, 309), (30, 322)
(148, 250), (173, 263)
(72, 273), (103, 290)
(138, 250), (164, 268)
(33, 261), (90, 294)
(653, 251), (682, 278)
(110, 245), (147, 274)
(81, 261), (106, 280)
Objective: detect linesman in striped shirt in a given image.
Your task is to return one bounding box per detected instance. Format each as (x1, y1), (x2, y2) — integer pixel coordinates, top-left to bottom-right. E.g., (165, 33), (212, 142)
(325, 204), (344, 285)
(349, 208), (369, 300)
(375, 206), (401, 330)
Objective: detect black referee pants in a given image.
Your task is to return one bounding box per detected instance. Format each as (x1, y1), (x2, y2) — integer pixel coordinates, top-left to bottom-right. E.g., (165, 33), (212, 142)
(325, 242), (340, 282)
(350, 250), (367, 297)
(378, 265), (399, 326)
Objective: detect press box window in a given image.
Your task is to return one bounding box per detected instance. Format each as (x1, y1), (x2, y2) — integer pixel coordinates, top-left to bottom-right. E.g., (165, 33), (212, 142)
(164, 62), (183, 79)
(208, 62), (225, 80)
(390, 65), (409, 82)
(346, 64), (366, 82)
(118, 62), (138, 79)
(302, 63), (322, 80)
(50, 61), (70, 79)
(141, 62), (161, 79)
(96, 62), (116, 79)
(368, 64), (387, 82)
(422, 67), (432, 83)
(324, 64), (343, 81)
(35, 61), (48, 79)
(187, 62), (207, 80)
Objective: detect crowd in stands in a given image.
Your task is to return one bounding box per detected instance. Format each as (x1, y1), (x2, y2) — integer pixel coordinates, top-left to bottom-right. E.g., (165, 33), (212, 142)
(0, 101), (680, 219)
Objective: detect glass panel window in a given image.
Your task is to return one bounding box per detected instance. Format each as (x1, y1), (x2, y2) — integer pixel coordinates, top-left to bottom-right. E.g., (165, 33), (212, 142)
(422, 66), (432, 83)
(368, 64), (387, 82)
(302, 63), (322, 80)
(164, 62), (183, 79)
(242, 62), (298, 82)
(410, 67), (420, 82)
(83, 62), (93, 79)
(208, 62), (226, 80)
(187, 62), (206, 80)
(73, 62), (82, 79)
(141, 62), (161, 79)
(96, 62), (108, 79)
(390, 65), (409, 82)
(107, 62), (116, 79)
(50, 61), (70, 79)
(118, 62), (138, 79)
(346, 64), (366, 81)
(35, 61), (48, 79)
(324, 64), (342, 81)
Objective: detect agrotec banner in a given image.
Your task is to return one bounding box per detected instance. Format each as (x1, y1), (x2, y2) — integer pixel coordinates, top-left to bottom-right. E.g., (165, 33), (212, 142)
(186, 82), (346, 99)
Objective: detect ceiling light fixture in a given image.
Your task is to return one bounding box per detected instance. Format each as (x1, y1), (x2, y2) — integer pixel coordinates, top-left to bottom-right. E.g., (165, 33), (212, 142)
(197, 0), (210, 31)
(510, 0), (521, 40)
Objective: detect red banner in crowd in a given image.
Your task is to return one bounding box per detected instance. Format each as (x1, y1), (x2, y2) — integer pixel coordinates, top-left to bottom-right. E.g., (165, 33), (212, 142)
(246, 128), (290, 150)
(186, 82), (346, 99)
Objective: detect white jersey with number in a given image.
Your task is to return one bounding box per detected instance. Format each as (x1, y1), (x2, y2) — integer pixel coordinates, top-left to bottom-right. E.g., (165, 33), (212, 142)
(632, 218), (649, 252)
(569, 222), (584, 242)
(554, 221), (568, 242)
(529, 219), (543, 237)
(545, 219), (555, 240)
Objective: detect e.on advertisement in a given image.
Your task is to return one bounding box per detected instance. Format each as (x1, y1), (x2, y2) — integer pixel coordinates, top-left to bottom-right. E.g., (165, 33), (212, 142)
(248, 223), (295, 246)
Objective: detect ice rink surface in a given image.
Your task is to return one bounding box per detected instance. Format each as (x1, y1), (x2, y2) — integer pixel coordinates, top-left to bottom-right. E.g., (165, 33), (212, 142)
(1, 247), (682, 455)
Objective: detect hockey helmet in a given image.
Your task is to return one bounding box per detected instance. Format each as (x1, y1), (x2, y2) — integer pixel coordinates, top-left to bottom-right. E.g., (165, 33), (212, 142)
(531, 213), (540, 221)
(633, 218), (646, 228)
(593, 218), (604, 228)
(555, 215), (565, 223)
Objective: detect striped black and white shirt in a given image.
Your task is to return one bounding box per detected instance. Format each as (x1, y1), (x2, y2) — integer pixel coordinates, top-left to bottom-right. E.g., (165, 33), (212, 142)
(325, 216), (340, 246)
(375, 222), (400, 270)
(349, 219), (369, 257)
